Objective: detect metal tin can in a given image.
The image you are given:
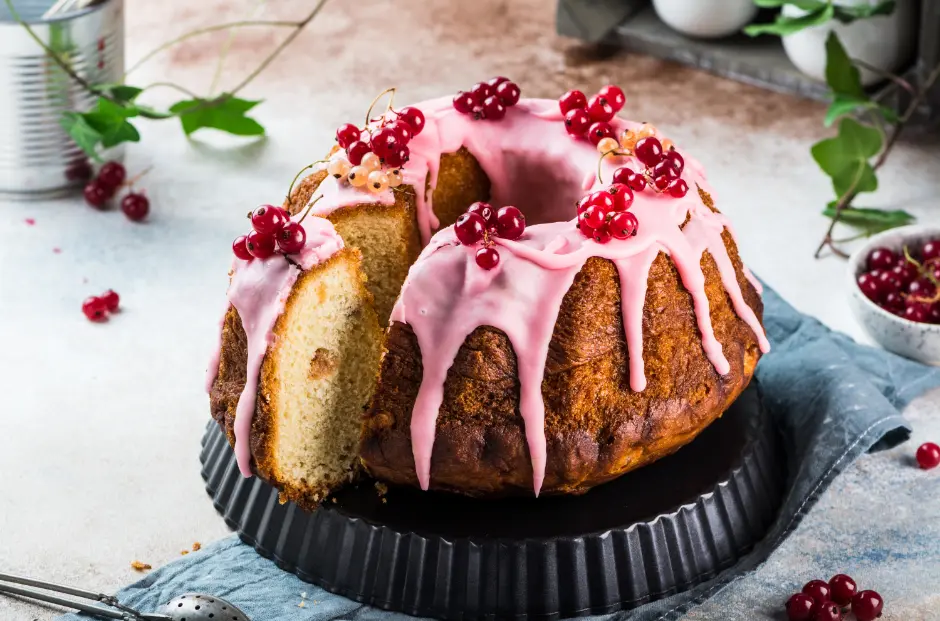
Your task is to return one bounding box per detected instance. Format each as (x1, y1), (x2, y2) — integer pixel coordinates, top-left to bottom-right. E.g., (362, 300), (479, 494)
(0, 0), (124, 199)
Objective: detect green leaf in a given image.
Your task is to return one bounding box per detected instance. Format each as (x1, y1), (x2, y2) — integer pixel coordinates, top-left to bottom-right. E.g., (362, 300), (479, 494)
(833, 0), (895, 22)
(743, 2), (834, 36)
(60, 112), (104, 160)
(97, 83), (143, 104)
(824, 32), (865, 99)
(811, 117), (882, 198)
(81, 97), (141, 148)
(752, 0), (826, 8)
(824, 95), (900, 127)
(169, 95), (266, 137)
(822, 204), (914, 232)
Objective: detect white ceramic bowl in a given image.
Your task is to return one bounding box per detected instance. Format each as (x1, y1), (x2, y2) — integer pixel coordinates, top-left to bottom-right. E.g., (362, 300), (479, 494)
(652, 0), (759, 39)
(847, 225), (940, 365)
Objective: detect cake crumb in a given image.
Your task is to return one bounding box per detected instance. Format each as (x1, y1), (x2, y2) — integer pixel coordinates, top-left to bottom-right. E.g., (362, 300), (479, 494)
(192, 542), (201, 552)
(298, 601), (306, 608)
(381, 498), (387, 504)
(180, 550), (189, 556)
(24, 218), (35, 226)
(331, 498), (337, 504)
(130, 561), (151, 572)
(375, 482), (388, 497)
(53, 247), (61, 254)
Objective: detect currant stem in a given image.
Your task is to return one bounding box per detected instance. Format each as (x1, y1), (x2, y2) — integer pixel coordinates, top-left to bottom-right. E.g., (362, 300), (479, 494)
(285, 159), (328, 204)
(364, 87), (398, 128)
(124, 165), (154, 188)
(297, 195), (323, 224)
(596, 148), (628, 184)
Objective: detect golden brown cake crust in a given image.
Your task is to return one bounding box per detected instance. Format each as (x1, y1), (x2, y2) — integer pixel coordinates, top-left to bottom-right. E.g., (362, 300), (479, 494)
(360, 231), (763, 497)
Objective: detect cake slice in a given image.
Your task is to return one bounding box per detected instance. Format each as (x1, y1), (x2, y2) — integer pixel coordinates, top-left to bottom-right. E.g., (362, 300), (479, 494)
(209, 220), (383, 510)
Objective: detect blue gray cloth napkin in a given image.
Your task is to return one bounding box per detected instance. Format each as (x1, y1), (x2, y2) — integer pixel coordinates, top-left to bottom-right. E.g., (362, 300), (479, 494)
(61, 284), (940, 621)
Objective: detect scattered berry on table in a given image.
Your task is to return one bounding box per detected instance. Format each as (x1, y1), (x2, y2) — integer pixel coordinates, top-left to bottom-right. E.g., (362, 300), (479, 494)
(100, 290), (120, 313)
(97, 161), (126, 192)
(83, 180), (110, 209)
(814, 601), (842, 621)
(81, 296), (109, 322)
(916, 442), (940, 469)
(852, 590), (884, 621)
(801, 580), (831, 605)
(785, 592), (816, 621)
(828, 574), (857, 606)
(121, 192), (149, 222)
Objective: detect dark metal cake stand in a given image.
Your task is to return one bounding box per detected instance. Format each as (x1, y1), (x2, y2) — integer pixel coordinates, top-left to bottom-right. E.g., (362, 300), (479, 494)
(200, 382), (785, 620)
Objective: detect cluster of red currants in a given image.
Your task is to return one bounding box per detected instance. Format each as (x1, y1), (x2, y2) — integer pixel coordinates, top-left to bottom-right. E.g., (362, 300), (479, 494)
(232, 205), (306, 260)
(612, 137), (688, 199)
(453, 202), (526, 270)
(785, 575), (882, 621)
(559, 85), (626, 146)
(82, 161), (150, 222)
(335, 106), (425, 171)
(856, 241), (940, 324)
(575, 184), (639, 244)
(82, 289), (120, 323)
(452, 76), (522, 121)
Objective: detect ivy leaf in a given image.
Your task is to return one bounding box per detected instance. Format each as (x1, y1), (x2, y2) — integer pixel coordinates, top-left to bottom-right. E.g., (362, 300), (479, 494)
(97, 83), (143, 104)
(743, 2), (834, 36)
(752, 0), (827, 8)
(168, 95), (266, 137)
(833, 0), (895, 23)
(811, 117), (882, 198)
(824, 32), (865, 99)
(824, 95), (900, 127)
(822, 203), (914, 232)
(60, 112), (104, 160)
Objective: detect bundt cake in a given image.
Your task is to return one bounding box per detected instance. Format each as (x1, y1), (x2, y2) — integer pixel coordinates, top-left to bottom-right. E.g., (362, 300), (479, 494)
(207, 82), (770, 510)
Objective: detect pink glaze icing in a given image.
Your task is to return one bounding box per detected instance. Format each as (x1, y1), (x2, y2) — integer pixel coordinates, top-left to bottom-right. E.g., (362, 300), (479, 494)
(208, 217), (344, 477)
(209, 96), (769, 492)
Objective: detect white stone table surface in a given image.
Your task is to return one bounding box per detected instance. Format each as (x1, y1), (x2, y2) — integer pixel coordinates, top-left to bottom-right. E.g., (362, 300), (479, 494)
(1, 0), (938, 619)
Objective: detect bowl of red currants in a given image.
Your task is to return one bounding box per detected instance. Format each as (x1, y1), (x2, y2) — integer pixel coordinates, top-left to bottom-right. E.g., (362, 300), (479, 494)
(849, 225), (940, 365)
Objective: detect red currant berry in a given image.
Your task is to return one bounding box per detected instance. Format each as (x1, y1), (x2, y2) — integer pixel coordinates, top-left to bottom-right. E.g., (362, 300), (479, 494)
(482, 96), (506, 121)
(585, 190), (615, 212)
(453, 91), (475, 114)
(852, 590), (883, 621)
(233, 235), (252, 260)
(785, 593), (817, 621)
(867, 247), (898, 271)
(802, 580), (831, 605)
(664, 149), (684, 173)
(904, 302), (931, 323)
(276, 221), (306, 254)
(588, 121), (615, 146)
(495, 206), (525, 240)
(581, 204), (607, 229)
(100, 289), (120, 312)
(652, 160), (680, 182)
(346, 140), (371, 166)
(857, 271), (884, 302)
(370, 127), (401, 159)
(245, 230), (277, 259)
(635, 137), (665, 167)
(875, 270), (902, 293)
(586, 94), (615, 123)
(577, 218), (596, 238)
(565, 109), (591, 137)
(908, 277), (936, 298)
(66, 159), (93, 182)
(815, 601), (842, 621)
(250, 205), (288, 235)
(82, 296), (109, 322)
(653, 175), (670, 191)
(559, 90), (587, 115)
(475, 246), (500, 270)
(916, 442), (940, 469)
(121, 192), (149, 222)
(890, 262), (918, 287)
(606, 183), (634, 211)
(613, 167), (647, 192)
(576, 194), (592, 214)
(922, 240), (940, 262)
(495, 81), (521, 107)
(469, 82), (492, 104)
(97, 160), (126, 191)
(385, 146), (410, 168)
(335, 123), (360, 149)
(83, 181), (110, 209)
(385, 120), (413, 145)
(597, 85), (625, 111)
(882, 291), (904, 314)
(609, 211), (638, 239)
(828, 575), (857, 606)
(397, 107), (426, 136)
(455, 212), (487, 245)
(467, 202), (497, 228)
(667, 179), (689, 198)
(487, 76), (510, 87)
(592, 224), (612, 244)
(930, 302), (940, 323)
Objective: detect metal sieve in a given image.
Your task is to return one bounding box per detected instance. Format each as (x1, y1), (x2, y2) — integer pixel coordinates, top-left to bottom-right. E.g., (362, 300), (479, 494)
(0, 0), (124, 199)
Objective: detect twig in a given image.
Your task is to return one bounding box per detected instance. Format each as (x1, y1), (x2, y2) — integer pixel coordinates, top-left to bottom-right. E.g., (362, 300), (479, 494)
(850, 57), (916, 95)
(124, 18), (300, 76)
(815, 61), (940, 259)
